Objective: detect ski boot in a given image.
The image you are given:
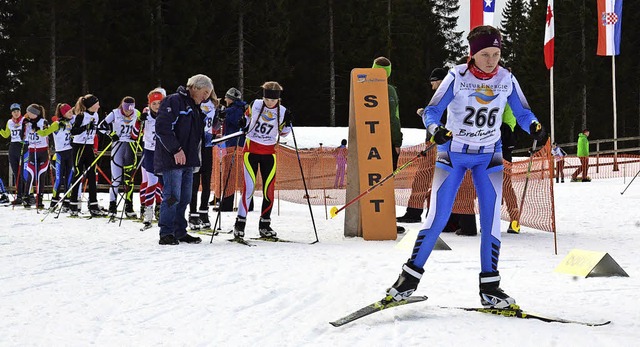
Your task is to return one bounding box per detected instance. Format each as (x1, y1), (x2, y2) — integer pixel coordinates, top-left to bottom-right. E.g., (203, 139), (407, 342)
(258, 218), (277, 238)
(69, 203), (79, 217)
(479, 271), (516, 309)
(0, 193), (9, 204)
(142, 206), (154, 229)
(23, 194), (34, 208)
(49, 197), (59, 210)
(12, 195), (23, 206)
(108, 201), (118, 217)
(199, 211), (211, 229)
(396, 207), (423, 223)
(233, 217), (246, 238)
(124, 200), (137, 219)
(89, 204), (108, 217)
(61, 200), (70, 213)
(188, 213), (202, 230)
(386, 261), (424, 302)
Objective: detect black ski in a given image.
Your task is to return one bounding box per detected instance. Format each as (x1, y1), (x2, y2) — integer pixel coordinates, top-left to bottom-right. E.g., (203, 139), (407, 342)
(195, 229), (220, 236)
(250, 236), (296, 243)
(443, 305), (611, 326)
(330, 296), (428, 327)
(227, 237), (255, 247)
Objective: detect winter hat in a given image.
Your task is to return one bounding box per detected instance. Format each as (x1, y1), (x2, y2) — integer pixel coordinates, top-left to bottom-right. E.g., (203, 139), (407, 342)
(121, 96), (135, 112)
(26, 104), (41, 117)
(148, 91), (164, 104)
(59, 103), (72, 116)
(10, 103), (21, 111)
(225, 87), (242, 101)
(429, 68), (447, 81)
(82, 95), (99, 109)
(372, 56), (392, 77)
(469, 29), (502, 56)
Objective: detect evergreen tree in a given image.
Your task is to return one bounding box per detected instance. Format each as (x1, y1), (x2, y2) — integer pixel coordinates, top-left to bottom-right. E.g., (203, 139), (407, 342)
(499, 0), (531, 67)
(433, 0), (466, 63)
(0, 0), (25, 109)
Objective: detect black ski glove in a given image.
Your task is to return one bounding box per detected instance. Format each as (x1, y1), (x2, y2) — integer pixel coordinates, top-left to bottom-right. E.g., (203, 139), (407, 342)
(238, 116), (247, 129)
(109, 132), (119, 142)
(139, 112), (148, 122)
(529, 121), (547, 141)
(431, 126), (452, 145)
(283, 109), (294, 126)
(86, 121), (96, 131)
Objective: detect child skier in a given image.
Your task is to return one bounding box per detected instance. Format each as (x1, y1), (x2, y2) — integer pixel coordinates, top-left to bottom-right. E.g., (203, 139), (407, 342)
(189, 93), (221, 230)
(233, 81), (292, 240)
(23, 104), (50, 208)
(99, 96), (140, 218)
(139, 88), (166, 228)
(68, 94), (107, 217)
(0, 103), (27, 204)
(384, 25), (546, 308)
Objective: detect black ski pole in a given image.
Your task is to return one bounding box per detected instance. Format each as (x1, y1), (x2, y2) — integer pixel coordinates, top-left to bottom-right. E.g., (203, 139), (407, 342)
(210, 138), (240, 243)
(42, 141), (113, 221)
(118, 145), (145, 226)
(289, 124), (319, 244)
(620, 168), (640, 195)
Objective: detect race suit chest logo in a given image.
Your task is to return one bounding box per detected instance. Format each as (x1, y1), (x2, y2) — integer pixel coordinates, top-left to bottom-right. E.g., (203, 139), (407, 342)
(252, 109), (277, 137)
(458, 86), (501, 141)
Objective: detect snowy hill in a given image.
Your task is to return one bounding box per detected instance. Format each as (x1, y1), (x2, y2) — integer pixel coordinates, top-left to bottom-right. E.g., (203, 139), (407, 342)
(1, 127), (638, 346)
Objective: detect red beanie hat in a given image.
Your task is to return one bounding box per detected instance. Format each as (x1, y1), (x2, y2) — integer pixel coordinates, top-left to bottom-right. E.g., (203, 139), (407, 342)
(60, 103), (72, 116)
(148, 91), (164, 104)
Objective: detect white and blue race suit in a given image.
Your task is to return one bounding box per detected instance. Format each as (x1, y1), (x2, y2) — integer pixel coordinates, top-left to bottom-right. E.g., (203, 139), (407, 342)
(412, 64), (539, 274)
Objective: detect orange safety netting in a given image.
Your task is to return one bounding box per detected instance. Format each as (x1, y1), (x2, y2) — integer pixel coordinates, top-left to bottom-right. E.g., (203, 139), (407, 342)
(209, 141), (556, 232)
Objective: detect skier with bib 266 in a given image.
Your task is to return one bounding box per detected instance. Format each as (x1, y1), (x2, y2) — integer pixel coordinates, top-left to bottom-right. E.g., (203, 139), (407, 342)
(384, 25), (547, 309)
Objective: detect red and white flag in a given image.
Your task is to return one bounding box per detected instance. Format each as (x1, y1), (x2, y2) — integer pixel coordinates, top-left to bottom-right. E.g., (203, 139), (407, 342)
(470, 0), (484, 29)
(543, 0), (555, 69)
(470, 0), (496, 29)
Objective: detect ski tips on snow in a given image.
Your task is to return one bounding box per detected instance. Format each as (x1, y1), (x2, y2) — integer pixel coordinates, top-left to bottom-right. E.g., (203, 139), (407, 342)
(442, 305), (611, 327)
(330, 296), (610, 327)
(329, 296), (428, 327)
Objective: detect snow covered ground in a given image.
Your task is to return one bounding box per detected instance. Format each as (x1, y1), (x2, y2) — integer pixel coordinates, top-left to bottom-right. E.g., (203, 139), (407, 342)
(1, 127), (639, 346)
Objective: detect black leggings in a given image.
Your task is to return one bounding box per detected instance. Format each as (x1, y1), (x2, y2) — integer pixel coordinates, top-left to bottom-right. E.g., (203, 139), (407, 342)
(69, 143), (98, 209)
(8, 142), (27, 196)
(52, 149), (74, 203)
(190, 145), (213, 213)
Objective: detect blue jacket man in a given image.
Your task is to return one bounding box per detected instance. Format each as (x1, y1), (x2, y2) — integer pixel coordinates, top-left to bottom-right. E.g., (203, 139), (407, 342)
(155, 74), (214, 245)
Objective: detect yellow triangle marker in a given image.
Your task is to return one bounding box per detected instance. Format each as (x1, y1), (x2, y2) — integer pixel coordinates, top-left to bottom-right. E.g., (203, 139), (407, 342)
(554, 249), (629, 278)
(394, 229), (450, 251)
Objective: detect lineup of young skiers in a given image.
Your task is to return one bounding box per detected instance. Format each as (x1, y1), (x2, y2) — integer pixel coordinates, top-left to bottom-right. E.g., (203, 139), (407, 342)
(0, 85), (272, 233)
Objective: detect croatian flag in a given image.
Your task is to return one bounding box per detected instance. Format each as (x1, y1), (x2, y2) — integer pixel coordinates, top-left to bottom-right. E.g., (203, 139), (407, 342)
(597, 0), (623, 56)
(470, 0), (495, 29)
(544, 0), (554, 69)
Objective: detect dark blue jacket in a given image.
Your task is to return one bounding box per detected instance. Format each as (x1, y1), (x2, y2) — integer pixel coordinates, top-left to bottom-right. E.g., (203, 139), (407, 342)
(154, 86), (205, 173)
(223, 99), (247, 147)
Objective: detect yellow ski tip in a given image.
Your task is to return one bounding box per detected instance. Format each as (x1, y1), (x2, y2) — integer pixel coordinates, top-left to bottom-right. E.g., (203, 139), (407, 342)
(329, 206), (339, 218)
